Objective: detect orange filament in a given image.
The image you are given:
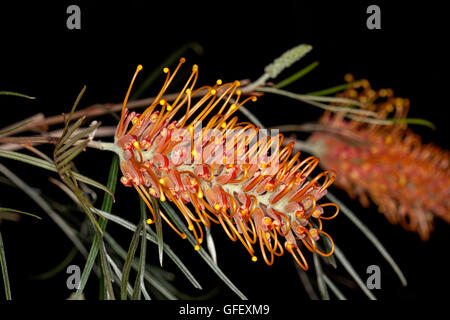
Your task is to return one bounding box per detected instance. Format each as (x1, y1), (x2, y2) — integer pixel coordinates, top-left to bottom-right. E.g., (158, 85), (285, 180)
(286, 243), (309, 271)
(118, 65), (143, 137)
(258, 228), (274, 266)
(314, 230), (335, 257)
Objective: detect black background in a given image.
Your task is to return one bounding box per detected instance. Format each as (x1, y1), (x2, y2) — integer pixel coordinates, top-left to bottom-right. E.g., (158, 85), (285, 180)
(0, 0), (449, 303)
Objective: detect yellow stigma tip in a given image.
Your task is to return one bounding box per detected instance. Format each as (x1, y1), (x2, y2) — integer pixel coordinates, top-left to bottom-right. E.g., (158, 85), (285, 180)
(214, 203), (221, 211)
(159, 178), (165, 184)
(133, 141), (140, 149)
(216, 79), (222, 85)
(180, 57), (186, 63)
(197, 192), (203, 199)
(188, 225), (194, 231)
(210, 89), (216, 95)
(189, 126), (194, 132)
(163, 67), (169, 73)
(186, 88), (191, 95)
(251, 97), (257, 102)
(194, 245), (200, 251)
(251, 256), (257, 262)
(137, 65), (143, 71)
(146, 218), (153, 224)
(192, 65), (198, 71)
(181, 234), (187, 239)
(159, 99), (166, 106)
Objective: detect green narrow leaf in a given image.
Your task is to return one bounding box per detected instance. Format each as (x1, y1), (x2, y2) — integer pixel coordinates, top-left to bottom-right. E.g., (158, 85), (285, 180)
(106, 253), (134, 297)
(306, 83), (435, 129)
(97, 208), (202, 290)
(98, 156), (120, 299)
(97, 241), (116, 300)
(62, 86), (86, 135)
(323, 274), (347, 300)
(275, 61), (319, 89)
(53, 89), (102, 237)
(333, 245), (377, 300)
(150, 197), (164, 267)
(256, 87), (373, 118)
(74, 225), (101, 298)
(74, 172), (115, 200)
(0, 207), (41, 220)
(56, 143), (88, 168)
(0, 119), (33, 136)
(293, 262), (319, 300)
(101, 155), (119, 212)
(0, 163), (88, 258)
(388, 117), (436, 130)
(305, 82), (353, 96)
(105, 233), (181, 300)
(56, 117), (85, 149)
(0, 91), (35, 99)
(0, 149), (114, 199)
(313, 253), (329, 300)
(132, 199), (148, 300)
(0, 231), (11, 300)
(159, 200), (247, 300)
(56, 121), (100, 156)
(121, 219), (143, 300)
(58, 176), (103, 235)
(98, 272), (106, 299)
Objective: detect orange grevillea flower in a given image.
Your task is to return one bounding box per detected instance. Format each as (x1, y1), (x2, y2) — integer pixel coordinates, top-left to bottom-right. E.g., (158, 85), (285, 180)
(111, 59), (338, 269)
(309, 75), (450, 240)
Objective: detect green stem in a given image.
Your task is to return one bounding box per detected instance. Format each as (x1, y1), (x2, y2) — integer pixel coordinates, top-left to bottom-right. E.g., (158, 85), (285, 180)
(275, 61), (319, 89)
(305, 83), (353, 96)
(0, 231), (11, 300)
